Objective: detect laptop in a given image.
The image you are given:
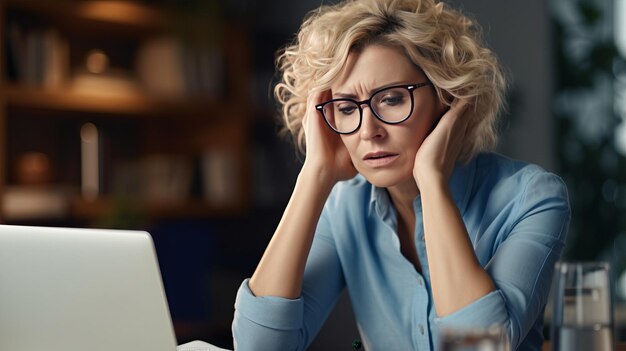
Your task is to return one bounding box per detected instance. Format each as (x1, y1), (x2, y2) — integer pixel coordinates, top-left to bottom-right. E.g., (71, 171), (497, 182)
(0, 225), (179, 351)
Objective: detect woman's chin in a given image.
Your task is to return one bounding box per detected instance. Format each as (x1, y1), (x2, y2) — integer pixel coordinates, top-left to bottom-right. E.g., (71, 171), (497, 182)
(360, 169), (413, 189)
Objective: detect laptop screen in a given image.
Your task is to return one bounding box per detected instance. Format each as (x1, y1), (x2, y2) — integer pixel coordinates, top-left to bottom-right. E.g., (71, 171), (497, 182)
(0, 225), (178, 351)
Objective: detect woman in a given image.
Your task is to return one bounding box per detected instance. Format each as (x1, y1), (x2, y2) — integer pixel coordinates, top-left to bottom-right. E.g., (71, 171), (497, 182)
(232, 0), (570, 350)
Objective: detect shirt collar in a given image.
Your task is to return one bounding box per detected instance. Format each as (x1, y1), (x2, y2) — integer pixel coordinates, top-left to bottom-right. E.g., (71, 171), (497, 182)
(369, 157), (477, 218)
(369, 184), (390, 218)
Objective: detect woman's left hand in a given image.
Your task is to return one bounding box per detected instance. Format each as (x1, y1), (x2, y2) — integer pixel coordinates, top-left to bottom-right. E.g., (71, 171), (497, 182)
(413, 99), (470, 189)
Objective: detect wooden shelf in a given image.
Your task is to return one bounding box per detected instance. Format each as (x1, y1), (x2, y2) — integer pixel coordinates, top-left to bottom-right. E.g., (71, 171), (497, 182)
(1, 197), (244, 223)
(1, 187), (248, 223)
(4, 0), (168, 36)
(69, 196), (246, 220)
(0, 84), (234, 118)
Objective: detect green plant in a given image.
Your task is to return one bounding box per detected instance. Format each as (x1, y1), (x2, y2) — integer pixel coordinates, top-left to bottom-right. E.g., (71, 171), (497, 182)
(551, 0), (626, 272)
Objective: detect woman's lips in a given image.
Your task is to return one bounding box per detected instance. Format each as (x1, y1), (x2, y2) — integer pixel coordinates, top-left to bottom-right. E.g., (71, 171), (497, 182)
(363, 151), (400, 167)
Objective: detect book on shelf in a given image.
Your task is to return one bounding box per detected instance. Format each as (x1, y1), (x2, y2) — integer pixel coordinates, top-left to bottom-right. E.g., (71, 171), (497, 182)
(139, 155), (193, 204)
(135, 36), (187, 98)
(42, 28), (68, 89)
(6, 21), (69, 88)
(136, 35), (224, 99)
(201, 148), (239, 206)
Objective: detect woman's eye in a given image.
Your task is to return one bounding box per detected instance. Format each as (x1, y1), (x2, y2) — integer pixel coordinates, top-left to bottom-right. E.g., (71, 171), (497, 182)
(338, 105), (357, 115)
(381, 94), (404, 105)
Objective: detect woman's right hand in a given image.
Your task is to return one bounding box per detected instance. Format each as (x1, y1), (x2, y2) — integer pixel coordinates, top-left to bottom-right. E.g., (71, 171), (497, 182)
(301, 89), (357, 185)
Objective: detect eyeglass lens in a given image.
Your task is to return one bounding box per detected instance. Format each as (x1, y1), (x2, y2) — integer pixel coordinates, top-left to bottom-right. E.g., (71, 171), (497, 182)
(322, 86), (413, 133)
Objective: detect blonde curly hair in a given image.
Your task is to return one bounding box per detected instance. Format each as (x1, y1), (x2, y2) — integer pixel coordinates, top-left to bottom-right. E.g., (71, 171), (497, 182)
(274, 0), (506, 162)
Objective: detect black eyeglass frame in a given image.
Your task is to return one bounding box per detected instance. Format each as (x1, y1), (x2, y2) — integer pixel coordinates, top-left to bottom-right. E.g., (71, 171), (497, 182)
(315, 82), (433, 135)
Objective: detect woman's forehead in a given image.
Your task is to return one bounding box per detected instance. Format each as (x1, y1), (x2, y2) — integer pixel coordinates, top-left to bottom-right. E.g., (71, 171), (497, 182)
(331, 44), (425, 93)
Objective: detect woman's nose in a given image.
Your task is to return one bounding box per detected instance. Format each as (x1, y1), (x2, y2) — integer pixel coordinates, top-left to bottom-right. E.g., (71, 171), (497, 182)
(359, 106), (386, 140)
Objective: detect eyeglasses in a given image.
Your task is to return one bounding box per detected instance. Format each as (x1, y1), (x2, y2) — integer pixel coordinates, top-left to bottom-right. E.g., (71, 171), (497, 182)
(315, 82), (432, 134)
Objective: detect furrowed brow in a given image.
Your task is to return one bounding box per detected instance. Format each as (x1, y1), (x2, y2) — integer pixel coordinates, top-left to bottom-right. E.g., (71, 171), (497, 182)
(333, 81), (408, 99)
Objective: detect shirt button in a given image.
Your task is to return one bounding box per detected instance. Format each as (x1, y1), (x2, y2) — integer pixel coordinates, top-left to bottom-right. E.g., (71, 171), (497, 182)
(418, 324), (425, 335)
(417, 278), (423, 286)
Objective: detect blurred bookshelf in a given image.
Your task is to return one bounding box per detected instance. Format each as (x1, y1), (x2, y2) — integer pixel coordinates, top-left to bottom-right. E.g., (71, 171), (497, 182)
(0, 83), (237, 116)
(0, 0), (252, 225)
(0, 1), (305, 347)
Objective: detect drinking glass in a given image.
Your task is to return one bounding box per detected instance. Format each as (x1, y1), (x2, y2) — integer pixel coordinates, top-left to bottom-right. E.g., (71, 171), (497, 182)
(550, 261), (614, 351)
(440, 326), (510, 351)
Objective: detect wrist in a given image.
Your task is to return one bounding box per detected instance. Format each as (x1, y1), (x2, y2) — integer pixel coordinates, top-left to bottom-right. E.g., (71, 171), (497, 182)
(413, 157), (459, 188)
(415, 170), (448, 195)
(299, 163), (337, 191)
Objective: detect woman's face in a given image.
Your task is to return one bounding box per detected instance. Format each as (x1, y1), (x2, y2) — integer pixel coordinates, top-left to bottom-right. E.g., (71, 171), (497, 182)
(330, 44), (442, 189)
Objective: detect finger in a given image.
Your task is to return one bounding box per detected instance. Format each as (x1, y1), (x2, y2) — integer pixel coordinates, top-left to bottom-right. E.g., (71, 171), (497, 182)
(448, 99), (469, 118)
(440, 99), (470, 132)
(307, 89), (332, 109)
(304, 89), (332, 121)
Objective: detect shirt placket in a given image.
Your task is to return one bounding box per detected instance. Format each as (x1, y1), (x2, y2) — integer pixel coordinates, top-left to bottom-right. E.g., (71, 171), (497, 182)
(413, 201), (433, 350)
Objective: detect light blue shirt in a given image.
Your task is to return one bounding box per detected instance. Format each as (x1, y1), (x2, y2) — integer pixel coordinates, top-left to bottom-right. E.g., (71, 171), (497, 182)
(232, 153), (571, 350)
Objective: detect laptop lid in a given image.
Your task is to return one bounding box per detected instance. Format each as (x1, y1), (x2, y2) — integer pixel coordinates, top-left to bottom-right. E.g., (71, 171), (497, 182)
(0, 225), (178, 351)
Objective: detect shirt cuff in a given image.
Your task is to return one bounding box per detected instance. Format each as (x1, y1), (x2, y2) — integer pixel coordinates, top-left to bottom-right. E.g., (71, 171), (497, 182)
(234, 278), (304, 330)
(434, 289), (508, 329)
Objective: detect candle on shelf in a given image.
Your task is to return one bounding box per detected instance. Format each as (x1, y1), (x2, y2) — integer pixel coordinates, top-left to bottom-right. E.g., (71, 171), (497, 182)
(80, 122), (99, 201)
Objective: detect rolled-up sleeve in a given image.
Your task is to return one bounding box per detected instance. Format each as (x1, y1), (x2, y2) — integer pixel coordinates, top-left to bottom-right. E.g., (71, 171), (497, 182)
(434, 289), (508, 327)
(232, 280), (304, 350)
(435, 171), (570, 348)
(232, 206), (345, 351)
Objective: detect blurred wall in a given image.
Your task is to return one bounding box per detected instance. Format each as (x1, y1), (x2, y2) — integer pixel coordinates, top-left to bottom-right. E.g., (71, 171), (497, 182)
(446, 0), (556, 171)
